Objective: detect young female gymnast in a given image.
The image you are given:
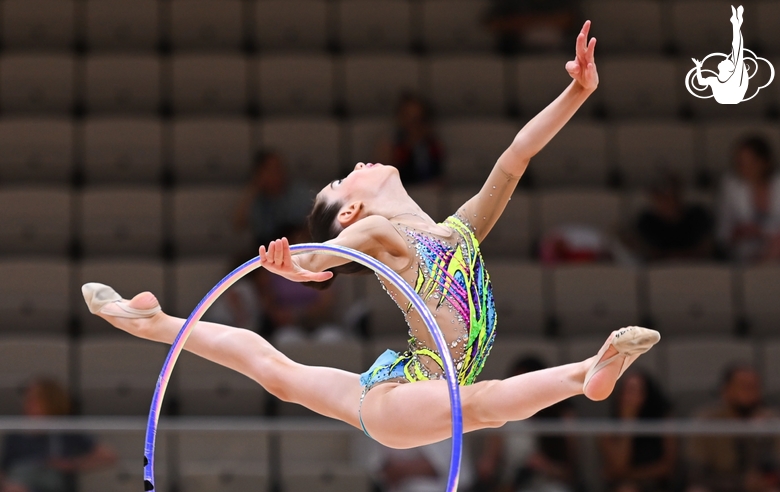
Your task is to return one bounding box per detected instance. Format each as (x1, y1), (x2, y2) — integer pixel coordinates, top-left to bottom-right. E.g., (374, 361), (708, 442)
(82, 21), (660, 450)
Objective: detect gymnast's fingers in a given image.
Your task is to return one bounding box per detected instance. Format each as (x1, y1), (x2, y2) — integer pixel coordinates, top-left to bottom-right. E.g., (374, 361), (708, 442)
(282, 237), (293, 266)
(273, 239), (285, 265)
(306, 271), (334, 282)
(587, 37), (597, 63)
(259, 245), (267, 262)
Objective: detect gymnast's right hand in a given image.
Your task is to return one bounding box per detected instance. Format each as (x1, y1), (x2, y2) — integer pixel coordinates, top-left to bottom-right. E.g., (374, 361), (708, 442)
(259, 237), (334, 283)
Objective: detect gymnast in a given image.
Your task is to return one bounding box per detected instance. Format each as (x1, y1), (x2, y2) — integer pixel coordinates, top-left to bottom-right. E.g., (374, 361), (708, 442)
(82, 21), (659, 450)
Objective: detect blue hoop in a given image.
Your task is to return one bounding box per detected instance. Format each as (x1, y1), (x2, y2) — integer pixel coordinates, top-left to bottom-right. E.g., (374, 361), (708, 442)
(143, 243), (463, 492)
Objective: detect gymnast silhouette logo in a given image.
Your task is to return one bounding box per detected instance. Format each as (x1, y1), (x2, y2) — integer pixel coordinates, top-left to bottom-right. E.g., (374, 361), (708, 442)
(684, 5), (774, 104)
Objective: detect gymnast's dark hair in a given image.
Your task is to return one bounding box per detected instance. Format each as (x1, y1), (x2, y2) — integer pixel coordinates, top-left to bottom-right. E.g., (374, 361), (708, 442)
(304, 197), (370, 290)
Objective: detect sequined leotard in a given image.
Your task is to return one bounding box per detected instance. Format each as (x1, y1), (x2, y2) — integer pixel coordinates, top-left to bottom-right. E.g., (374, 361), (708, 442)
(358, 213), (497, 436)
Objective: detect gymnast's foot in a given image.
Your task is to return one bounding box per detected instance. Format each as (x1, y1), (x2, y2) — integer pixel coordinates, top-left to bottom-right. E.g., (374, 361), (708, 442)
(82, 283), (164, 338)
(582, 326), (660, 401)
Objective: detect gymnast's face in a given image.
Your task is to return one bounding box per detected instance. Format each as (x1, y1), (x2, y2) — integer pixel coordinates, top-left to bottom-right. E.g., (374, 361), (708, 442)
(317, 162), (401, 220)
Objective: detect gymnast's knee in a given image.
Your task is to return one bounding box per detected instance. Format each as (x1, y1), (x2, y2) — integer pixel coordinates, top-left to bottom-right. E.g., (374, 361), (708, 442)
(250, 351), (297, 401)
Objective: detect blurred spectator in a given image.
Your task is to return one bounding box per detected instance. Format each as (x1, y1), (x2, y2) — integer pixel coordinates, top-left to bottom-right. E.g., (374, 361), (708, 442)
(377, 439), (475, 492)
(0, 379), (116, 492)
(599, 371), (677, 492)
(234, 150), (315, 248)
(485, 0), (579, 53)
(257, 224), (348, 344)
(628, 172), (715, 262)
(539, 224), (612, 265)
(475, 357), (578, 492)
(686, 365), (780, 492)
(374, 93), (445, 186)
(717, 136), (780, 263)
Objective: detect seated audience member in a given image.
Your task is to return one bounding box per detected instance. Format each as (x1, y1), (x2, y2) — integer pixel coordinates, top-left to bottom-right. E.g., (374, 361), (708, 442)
(234, 150), (315, 248)
(687, 365), (780, 492)
(485, 0), (579, 53)
(717, 135), (780, 263)
(374, 93), (444, 186)
(377, 439), (475, 492)
(599, 371), (677, 492)
(0, 379), (116, 492)
(476, 357), (578, 492)
(630, 172), (715, 262)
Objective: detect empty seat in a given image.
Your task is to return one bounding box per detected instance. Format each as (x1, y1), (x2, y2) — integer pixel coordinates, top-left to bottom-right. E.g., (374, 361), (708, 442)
(531, 122), (608, 187)
(478, 337), (559, 381)
(171, 258), (231, 318)
(0, 337), (69, 414)
(282, 469), (370, 492)
(175, 352), (267, 415)
(647, 265), (735, 336)
(77, 259), (166, 334)
(173, 118), (252, 183)
(260, 118), (342, 184)
(2, 0), (74, 50)
(701, 122), (780, 177)
(599, 58), (679, 118)
(428, 56), (506, 116)
(172, 55), (248, 113)
(178, 431), (269, 492)
(171, 0), (243, 50)
(337, 0), (412, 51)
(615, 122), (697, 187)
(439, 119), (520, 186)
(421, 0), (494, 52)
(756, 1), (780, 55)
(79, 187), (164, 256)
(761, 340), (780, 399)
(84, 55), (161, 113)
(0, 187), (72, 255)
(83, 118), (163, 183)
(348, 118), (393, 164)
(516, 55), (596, 117)
(486, 260), (546, 338)
(79, 337), (169, 414)
(257, 55), (335, 115)
(671, 1), (745, 54)
(742, 265), (780, 336)
(0, 260), (70, 335)
(1, 55), (75, 113)
(0, 118), (73, 182)
(583, 0), (664, 53)
(280, 430), (361, 467)
(80, 430), (169, 492)
(85, 0), (159, 51)
(255, 0), (328, 51)
(538, 190), (621, 235)
(172, 186), (251, 256)
(552, 265), (640, 337)
(343, 55), (421, 115)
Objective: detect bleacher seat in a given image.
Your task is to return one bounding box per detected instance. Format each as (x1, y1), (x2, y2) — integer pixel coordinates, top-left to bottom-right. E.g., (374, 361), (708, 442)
(175, 351), (267, 415)
(282, 469), (371, 492)
(1, 0), (74, 50)
(0, 259), (70, 335)
(171, 186), (251, 256)
(0, 187), (72, 255)
(531, 122), (609, 187)
(85, 0), (159, 51)
(80, 430), (169, 492)
(756, 1), (780, 55)
(0, 118), (73, 182)
(421, 0), (494, 52)
(178, 431), (270, 492)
(172, 55), (248, 113)
(77, 259), (166, 334)
(0, 337), (69, 414)
(583, 0), (664, 53)
(439, 119), (520, 186)
(599, 58), (679, 118)
(348, 118), (393, 164)
(552, 265), (640, 337)
(171, 258), (230, 317)
(84, 55), (161, 113)
(172, 118), (252, 183)
(701, 122), (780, 177)
(0, 54), (75, 113)
(761, 340), (780, 401)
(615, 122), (697, 187)
(255, 0), (329, 51)
(742, 265), (780, 337)
(671, 1), (745, 54)
(343, 55), (422, 115)
(83, 118), (163, 183)
(486, 261), (545, 337)
(78, 337), (169, 414)
(257, 55), (335, 115)
(647, 265), (735, 336)
(260, 118), (342, 184)
(171, 0), (243, 51)
(78, 187), (164, 256)
(478, 337), (559, 381)
(428, 56), (506, 116)
(538, 189), (621, 234)
(337, 0), (412, 51)
(280, 430), (361, 467)
(515, 55), (595, 117)
(621, 189), (715, 232)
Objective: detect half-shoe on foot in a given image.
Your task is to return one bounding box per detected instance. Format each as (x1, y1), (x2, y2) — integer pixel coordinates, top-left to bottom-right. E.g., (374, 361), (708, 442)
(82, 283), (161, 319)
(583, 326), (660, 401)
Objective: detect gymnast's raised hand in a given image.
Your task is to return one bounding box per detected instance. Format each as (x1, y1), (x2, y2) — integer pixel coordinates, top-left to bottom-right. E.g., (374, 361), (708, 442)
(81, 20), (658, 450)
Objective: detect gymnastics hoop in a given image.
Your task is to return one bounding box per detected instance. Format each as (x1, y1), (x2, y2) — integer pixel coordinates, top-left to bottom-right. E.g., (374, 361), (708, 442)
(142, 243), (464, 492)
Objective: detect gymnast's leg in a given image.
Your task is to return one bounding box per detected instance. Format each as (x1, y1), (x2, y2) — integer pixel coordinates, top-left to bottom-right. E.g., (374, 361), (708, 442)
(91, 290), (365, 428)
